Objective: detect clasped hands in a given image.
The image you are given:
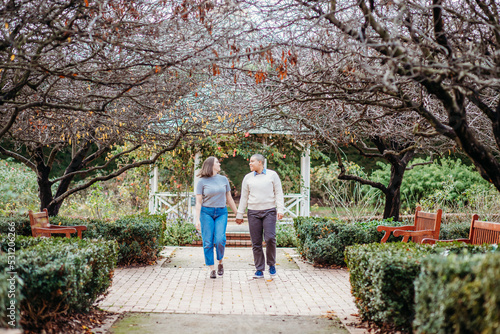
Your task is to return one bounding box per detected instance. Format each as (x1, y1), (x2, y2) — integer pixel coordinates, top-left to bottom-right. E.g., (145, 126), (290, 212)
(235, 213), (283, 225)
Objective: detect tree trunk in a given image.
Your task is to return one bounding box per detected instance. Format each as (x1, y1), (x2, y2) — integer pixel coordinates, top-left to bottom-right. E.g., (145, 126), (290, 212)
(382, 165), (404, 221)
(38, 170), (54, 214)
(371, 137), (415, 221)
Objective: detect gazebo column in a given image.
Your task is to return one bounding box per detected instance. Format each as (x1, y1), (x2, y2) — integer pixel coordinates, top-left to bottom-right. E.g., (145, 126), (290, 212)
(300, 147), (311, 216)
(148, 165), (159, 214)
(192, 152), (202, 221)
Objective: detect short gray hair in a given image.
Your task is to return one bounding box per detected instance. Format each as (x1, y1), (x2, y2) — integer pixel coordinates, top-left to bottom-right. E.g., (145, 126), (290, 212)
(251, 154), (265, 163)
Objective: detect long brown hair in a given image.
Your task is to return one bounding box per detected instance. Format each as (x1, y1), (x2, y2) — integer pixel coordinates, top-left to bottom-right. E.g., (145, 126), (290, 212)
(197, 156), (217, 178)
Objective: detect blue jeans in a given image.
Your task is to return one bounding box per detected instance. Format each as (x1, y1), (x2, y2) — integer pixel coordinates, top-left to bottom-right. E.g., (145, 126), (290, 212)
(200, 206), (228, 266)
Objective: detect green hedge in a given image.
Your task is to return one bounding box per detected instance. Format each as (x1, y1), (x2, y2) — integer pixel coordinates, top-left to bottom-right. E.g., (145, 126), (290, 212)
(439, 221), (470, 240)
(0, 215), (31, 236)
(0, 214), (166, 265)
(345, 242), (497, 332)
(414, 250), (500, 333)
(276, 223), (298, 248)
(163, 217), (200, 246)
(0, 237), (118, 329)
(293, 217), (404, 266)
(293, 216), (473, 267)
(0, 266), (23, 328)
(106, 215), (165, 265)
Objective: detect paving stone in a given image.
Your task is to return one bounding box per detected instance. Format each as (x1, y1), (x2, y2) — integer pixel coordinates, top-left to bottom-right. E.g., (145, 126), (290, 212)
(99, 246), (366, 334)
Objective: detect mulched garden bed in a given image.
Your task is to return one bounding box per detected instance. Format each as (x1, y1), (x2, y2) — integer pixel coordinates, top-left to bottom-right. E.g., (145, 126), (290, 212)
(21, 307), (116, 334)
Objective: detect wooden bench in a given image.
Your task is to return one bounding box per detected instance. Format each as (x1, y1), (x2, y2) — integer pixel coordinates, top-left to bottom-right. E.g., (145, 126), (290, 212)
(422, 214), (500, 245)
(377, 206), (443, 243)
(29, 209), (87, 239)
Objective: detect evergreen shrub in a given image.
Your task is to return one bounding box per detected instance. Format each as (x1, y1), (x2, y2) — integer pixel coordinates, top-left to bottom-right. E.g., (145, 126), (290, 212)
(100, 214), (165, 265)
(0, 237), (118, 329)
(293, 216), (404, 266)
(0, 215), (31, 236)
(163, 217), (200, 246)
(414, 250), (500, 334)
(276, 223), (298, 247)
(0, 214), (166, 265)
(345, 242), (498, 332)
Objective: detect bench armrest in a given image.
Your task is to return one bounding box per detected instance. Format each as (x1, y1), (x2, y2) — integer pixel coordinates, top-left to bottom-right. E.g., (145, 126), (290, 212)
(393, 229), (437, 243)
(421, 238), (471, 245)
(377, 225), (415, 243)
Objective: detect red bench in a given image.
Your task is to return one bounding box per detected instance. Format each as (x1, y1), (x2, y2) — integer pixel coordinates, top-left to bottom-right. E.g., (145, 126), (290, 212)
(29, 209), (87, 239)
(422, 214), (500, 245)
(377, 206), (442, 243)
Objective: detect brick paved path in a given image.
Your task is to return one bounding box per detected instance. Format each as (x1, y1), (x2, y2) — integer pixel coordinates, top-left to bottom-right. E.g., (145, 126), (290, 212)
(99, 247), (365, 334)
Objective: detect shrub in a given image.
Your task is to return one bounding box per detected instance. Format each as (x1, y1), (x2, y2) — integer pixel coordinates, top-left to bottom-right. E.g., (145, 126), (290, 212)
(0, 265), (23, 328)
(275, 223), (298, 247)
(104, 214), (165, 265)
(0, 215), (32, 237)
(345, 242), (497, 332)
(293, 216), (404, 266)
(372, 157), (494, 211)
(414, 250), (500, 334)
(0, 213), (166, 265)
(0, 235), (44, 253)
(163, 217), (200, 246)
(439, 221), (471, 240)
(0, 237), (118, 329)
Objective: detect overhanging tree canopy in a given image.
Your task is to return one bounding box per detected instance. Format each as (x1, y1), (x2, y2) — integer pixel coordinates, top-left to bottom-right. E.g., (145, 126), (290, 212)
(0, 0), (263, 215)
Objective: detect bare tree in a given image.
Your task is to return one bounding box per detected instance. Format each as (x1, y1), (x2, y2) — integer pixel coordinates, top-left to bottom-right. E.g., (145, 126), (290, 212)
(0, 0), (257, 215)
(204, 0), (497, 218)
(280, 0), (500, 191)
(229, 54), (452, 219)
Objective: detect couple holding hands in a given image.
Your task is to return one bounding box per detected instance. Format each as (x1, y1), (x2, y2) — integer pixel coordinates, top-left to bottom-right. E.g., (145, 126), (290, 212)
(194, 154), (285, 279)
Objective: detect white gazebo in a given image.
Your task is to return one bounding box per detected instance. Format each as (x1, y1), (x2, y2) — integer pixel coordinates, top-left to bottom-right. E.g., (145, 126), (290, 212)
(148, 77), (311, 221)
(148, 145), (311, 222)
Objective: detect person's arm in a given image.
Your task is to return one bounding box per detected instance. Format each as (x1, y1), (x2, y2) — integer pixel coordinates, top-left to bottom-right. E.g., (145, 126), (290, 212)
(195, 194), (202, 231)
(236, 175), (249, 220)
(273, 172), (285, 220)
(226, 192), (238, 218)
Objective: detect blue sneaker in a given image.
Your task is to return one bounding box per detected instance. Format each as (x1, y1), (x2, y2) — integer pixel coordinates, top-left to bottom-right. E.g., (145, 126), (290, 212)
(269, 265), (277, 277)
(253, 270), (264, 279)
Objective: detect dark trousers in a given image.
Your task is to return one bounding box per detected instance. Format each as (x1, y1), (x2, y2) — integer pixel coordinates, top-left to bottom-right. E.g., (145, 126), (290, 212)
(247, 208), (277, 271)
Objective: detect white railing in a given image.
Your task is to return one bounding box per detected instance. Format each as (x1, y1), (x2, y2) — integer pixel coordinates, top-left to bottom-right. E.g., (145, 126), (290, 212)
(150, 192), (309, 222)
(283, 193), (305, 216)
(150, 192), (195, 220)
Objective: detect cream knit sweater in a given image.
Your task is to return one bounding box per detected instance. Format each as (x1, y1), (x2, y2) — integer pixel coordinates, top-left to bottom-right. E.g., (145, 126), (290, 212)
(236, 169), (285, 219)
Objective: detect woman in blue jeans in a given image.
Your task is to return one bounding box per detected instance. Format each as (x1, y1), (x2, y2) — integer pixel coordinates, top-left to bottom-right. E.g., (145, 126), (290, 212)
(195, 156), (238, 279)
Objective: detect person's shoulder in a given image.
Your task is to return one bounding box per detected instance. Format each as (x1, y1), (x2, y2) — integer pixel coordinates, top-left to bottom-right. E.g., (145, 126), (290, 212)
(267, 169), (282, 180)
(243, 172), (253, 179)
(266, 169), (278, 176)
(217, 174), (229, 181)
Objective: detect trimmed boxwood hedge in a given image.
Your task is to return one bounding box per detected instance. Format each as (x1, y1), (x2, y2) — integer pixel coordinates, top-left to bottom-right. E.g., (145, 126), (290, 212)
(345, 242), (498, 332)
(103, 215), (165, 265)
(0, 269), (23, 328)
(293, 217), (404, 266)
(0, 215), (31, 237)
(293, 216), (473, 267)
(0, 214), (166, 265)
(414, 250), (500, 334)
(0, 236), (118, 329)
